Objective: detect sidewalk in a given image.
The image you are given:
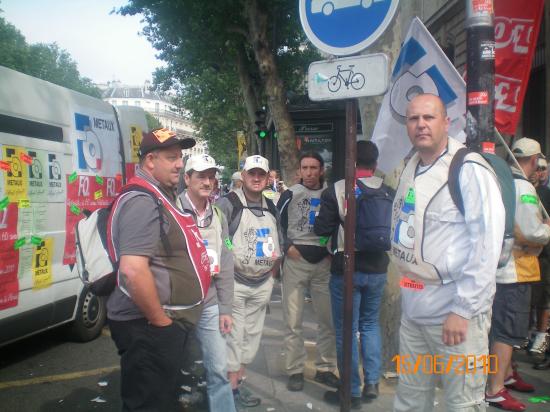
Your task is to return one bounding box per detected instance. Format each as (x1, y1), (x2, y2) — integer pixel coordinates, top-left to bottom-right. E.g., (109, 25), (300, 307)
(237, 281), (550, 412)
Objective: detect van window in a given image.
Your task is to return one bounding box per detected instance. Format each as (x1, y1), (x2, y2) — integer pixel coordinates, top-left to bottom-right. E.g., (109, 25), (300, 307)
(0, 114), (63, 142)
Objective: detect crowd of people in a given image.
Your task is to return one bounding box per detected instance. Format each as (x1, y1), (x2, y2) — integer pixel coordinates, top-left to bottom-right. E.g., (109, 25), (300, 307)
(105, 93), (550, 412)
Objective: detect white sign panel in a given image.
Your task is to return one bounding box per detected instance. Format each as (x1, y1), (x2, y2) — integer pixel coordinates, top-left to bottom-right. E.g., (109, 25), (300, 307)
(307, 54), (389, 101)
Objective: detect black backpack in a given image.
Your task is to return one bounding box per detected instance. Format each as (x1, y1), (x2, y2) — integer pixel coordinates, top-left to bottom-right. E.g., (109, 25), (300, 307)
(354, 179), (395, 252)
(225, 191), (278, 238)
(448, 148), (515, 268)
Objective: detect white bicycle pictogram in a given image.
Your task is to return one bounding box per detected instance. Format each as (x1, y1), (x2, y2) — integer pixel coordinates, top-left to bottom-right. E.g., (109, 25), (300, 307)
(328, 65), (366, 92)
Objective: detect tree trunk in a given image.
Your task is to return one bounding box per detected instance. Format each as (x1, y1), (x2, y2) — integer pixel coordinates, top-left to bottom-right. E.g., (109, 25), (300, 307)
(235, 41), (260, 156)
(245, 0), (298, 182)
(357, 0), (422, 373)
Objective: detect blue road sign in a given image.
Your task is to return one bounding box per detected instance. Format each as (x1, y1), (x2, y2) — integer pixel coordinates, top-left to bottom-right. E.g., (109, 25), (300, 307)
(299, 0), (399, 56)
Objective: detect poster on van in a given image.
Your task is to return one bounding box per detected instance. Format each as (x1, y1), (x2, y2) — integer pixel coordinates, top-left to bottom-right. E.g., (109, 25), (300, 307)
(0, 251), (19, 310)
(0, 202), (19, 310)
(27, 149), (48, 202)
(33, 238), (53, 289)
(2, 145), (29, 202)
(73, 110), (121, 178)
(63, 174), (122, 265)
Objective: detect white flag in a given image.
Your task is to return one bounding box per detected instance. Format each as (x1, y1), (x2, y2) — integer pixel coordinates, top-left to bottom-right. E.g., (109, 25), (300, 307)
(371, 17), (466, 174)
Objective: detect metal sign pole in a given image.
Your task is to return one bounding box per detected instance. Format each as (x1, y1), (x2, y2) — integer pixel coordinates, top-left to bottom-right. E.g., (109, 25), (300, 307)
(341, 99), (357, 412)
(465, 0), (495, 153)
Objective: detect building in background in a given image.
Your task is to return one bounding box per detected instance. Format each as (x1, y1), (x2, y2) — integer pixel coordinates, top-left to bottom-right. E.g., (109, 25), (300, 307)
(101, 80), (208, 156)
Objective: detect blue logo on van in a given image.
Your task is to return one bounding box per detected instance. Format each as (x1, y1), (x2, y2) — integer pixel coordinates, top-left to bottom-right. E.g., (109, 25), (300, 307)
(75, 113), (103, 172)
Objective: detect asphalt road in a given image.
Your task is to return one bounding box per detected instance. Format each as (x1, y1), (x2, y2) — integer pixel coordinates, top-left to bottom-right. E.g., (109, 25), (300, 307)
(0, 327), (122, 411)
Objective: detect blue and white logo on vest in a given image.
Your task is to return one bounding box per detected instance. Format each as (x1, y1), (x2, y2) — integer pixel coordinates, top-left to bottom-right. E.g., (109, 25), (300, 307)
(299, 0), (399, 55)
(255, 228), (276, 258)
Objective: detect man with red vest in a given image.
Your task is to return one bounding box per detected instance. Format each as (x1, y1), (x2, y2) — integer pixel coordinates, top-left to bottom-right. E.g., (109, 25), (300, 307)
(107, 128), (211, 411)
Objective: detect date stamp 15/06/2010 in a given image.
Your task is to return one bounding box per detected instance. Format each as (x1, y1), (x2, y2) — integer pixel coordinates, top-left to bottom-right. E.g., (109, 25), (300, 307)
(391, 354), (498, 375)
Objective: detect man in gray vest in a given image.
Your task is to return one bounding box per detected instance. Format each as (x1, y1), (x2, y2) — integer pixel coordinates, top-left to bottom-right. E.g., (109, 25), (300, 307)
(216, 155), (283, 409)
(178, 154), (236, 412)
(277, 151), (338, 392)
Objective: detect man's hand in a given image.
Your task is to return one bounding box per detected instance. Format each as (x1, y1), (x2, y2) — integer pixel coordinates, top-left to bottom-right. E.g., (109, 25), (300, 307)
(287, 245), (301, 260)
(442, 313), (469, 346)
(219, 314), (233, 334)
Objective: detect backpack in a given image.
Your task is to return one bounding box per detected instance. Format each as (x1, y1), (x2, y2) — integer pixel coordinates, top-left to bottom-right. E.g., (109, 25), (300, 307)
(354, 179), (395, 252)
(225, 191), (278, 238)
(75, 185), (164, 296)
(448, 148), (515, 268)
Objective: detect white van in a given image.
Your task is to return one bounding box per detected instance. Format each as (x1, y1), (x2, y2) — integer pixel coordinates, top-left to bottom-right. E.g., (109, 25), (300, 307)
(0, 66), (148, 346)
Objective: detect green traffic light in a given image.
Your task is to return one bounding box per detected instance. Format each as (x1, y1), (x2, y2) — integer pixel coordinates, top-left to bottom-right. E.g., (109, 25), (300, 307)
(259, 130), (267, 139)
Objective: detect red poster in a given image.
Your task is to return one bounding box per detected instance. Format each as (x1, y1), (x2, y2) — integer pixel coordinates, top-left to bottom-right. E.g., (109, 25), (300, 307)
(0, 250), (19, 310)
(63, 174), (122, 264)
(494, 0), (544, 134)
(125, 163), (138, 181)
(0, 203), (19, 252)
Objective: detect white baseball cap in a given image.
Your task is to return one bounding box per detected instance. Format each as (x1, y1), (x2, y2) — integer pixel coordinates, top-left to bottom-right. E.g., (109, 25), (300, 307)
(537, 158), (548, 169)
(511, 137), (546, 159)
(231, 171), (242, 181)
(243, 155), (269, 173)
(184, 154), (219, 173)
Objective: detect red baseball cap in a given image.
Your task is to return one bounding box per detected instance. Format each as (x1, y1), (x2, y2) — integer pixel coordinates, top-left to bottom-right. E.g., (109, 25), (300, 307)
(138, 128), (195, 157)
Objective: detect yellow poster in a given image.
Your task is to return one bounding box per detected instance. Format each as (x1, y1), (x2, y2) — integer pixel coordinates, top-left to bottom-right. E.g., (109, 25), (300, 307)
(130, 125), (143, 163)
(237, 131), (247, 160)
(3, 146), (28, 201)
(32, 237), (53, 289)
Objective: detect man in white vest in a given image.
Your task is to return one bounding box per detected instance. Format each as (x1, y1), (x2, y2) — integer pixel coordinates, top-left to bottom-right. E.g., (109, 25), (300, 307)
(485, 138), (550, 411)
(216, 155), (283, 409)
(178, 154), (236, 412)
(277, 151), (338, 392)
(391, 94), (505, 411)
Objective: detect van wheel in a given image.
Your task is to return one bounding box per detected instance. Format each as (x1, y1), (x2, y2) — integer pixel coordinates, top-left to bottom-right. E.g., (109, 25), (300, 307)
(66, 288), (107, 342)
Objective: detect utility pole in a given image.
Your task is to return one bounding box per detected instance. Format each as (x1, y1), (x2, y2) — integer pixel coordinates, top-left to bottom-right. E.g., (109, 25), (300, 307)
(465, 0), (495, 153)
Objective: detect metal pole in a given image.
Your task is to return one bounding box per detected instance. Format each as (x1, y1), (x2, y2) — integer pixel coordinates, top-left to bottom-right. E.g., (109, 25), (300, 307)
(341, 99), (357, 412)
(465, 0), (495, 153)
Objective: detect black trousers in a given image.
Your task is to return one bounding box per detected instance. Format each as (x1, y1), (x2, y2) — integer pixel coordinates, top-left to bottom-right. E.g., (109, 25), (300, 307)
(109, 318), (191, 412)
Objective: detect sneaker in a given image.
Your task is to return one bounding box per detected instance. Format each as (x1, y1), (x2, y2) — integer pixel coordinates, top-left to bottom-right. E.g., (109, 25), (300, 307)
(287, 373), (304, 391)
(314, 370), (340, 388)
(486, 388), (526, 411)
(528, 332), (548, 355)
(534, 357), (550, 370)
(362, 383), (379, 401)
(504, 370), (535, 393)
(323, 390), (362, 410)
(234, 386), (261, 408)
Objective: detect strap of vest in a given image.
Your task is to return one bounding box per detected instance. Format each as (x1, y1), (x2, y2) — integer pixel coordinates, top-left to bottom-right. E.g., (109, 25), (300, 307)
(225, 191), (277, 238)
(512, 173), (528, 181)
(116, 185), (171, 254)
(448, 147), (470, 215)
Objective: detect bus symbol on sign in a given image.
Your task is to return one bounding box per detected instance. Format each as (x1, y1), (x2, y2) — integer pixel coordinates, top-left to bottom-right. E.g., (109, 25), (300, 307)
(312, 0), (385, 16)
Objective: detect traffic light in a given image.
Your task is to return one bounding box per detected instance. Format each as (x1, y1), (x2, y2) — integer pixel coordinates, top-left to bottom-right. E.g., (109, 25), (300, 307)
(255, 109), (268, 139)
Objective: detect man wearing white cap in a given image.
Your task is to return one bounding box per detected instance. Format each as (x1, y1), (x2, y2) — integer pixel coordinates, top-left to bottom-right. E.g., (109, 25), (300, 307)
(486, 138), (550, 411)
(230, 171), (243, 191)
(216, 155), (283, 408)
(178, 154), (236, 412)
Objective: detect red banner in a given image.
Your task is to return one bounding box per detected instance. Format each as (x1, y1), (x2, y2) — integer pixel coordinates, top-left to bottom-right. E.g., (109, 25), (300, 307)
(494, 0), (544, 134)
(63, 174), (121, 265)
(0, 203), (19, 309)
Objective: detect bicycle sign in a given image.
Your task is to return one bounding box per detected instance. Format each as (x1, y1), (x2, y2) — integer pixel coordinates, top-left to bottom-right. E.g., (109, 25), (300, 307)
(328, 65), (365, 92)
(308, 54), (389, 101)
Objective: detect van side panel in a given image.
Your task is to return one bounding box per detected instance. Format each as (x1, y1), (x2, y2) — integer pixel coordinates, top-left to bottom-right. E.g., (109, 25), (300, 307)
(0, 66), (147, 346)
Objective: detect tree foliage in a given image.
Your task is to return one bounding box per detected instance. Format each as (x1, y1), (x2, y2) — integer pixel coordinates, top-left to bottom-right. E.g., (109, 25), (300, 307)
(0, 14), (101, 98)
(118, 0), (319, 179)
